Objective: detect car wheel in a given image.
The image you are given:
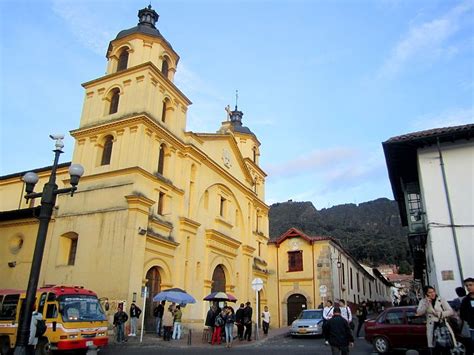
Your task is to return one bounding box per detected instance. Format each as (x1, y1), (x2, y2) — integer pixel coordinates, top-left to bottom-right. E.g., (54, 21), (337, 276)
(373, 336), (390, 354)
(0, 337), (11, 355)
(35, 338), (52, 355)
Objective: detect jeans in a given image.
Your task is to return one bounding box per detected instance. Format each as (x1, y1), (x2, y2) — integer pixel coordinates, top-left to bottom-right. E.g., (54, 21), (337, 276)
(262, 320), (269, 334)
(244, 322), (252, 341)
(224, 323), (234, 344)
(331, 345), (349, 355)
(156, 317), (162, 335)
(130, 317), (138, 335)
(163, 326), (172, 340)
(115, 323), (125, 342)
(172, 321), (181, 339)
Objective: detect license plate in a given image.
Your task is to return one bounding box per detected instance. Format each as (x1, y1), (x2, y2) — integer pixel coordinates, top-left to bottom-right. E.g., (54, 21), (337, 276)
(86, 341), (93, 346)
(298, 329), (307, 334)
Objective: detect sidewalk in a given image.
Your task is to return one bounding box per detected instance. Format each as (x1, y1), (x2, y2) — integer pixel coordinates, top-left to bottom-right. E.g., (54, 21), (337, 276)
(109, 326), (290, 349)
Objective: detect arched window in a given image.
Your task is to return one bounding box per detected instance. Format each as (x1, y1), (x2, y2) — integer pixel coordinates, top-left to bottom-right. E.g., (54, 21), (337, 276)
(161, 100), (167, 123)
(101, 135), (114, 165)
(109, 89), (120, 114)
(117, 49), (129, 72)
(157, 144), (165, 175)
(161, 59), (169, 78)
(211, 265), (226, 293)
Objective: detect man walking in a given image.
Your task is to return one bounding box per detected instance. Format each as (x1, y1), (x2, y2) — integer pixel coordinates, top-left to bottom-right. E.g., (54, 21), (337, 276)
(243, 301), (253, 341)
(113, 304), (128, 343)
(355, 301), (368, 338)
(235, 303), (245, 340)
(323, 307), (354, 355)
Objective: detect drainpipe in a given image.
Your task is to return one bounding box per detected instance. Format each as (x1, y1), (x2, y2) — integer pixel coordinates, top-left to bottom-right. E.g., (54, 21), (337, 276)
(436, 138), (464, 284)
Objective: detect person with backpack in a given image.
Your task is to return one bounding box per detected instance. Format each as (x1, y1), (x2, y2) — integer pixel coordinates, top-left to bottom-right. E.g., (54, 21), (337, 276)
(113, 304), (128, 343)
(355, 301), (368, 338)
(128, 302), (142, 336)
(211, 309), (225, 345)
(28, 309), (44, 353)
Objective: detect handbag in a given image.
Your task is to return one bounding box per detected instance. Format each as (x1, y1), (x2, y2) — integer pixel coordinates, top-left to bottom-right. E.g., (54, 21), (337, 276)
(433, 319), (454, 349)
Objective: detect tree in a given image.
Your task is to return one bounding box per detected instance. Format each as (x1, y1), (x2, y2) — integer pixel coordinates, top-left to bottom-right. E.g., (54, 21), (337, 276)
(398, 260), (412, 275)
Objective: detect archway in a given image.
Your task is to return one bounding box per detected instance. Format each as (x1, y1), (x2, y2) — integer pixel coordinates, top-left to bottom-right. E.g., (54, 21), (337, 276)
(287, 293), (307, 325)
(145, 266), (161, 331)
(211, 265), (226, 292)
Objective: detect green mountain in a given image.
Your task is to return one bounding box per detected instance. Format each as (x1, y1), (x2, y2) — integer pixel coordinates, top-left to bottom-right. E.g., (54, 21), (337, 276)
(269, 198), (411, 267)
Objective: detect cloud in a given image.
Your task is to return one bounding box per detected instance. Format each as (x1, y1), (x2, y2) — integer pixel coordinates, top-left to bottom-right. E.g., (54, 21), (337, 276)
(411, 107), (474, 131)
(378, 0), (473, 78)
(265, 147), (358, 178)
(51, 0), (113, 55)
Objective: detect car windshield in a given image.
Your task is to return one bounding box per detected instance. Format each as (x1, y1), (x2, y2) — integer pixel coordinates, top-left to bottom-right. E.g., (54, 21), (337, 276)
(59, 295), (106, 322)
(298, 310), (323, 320)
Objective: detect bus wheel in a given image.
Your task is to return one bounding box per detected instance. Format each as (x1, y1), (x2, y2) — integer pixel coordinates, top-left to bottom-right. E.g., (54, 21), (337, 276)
(35, 338), (52, 355)
(0, 337), (11, 355)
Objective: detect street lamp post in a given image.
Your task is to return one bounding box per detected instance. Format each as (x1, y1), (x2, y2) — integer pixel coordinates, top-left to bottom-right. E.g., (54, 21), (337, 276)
(14, 135), (84, 355)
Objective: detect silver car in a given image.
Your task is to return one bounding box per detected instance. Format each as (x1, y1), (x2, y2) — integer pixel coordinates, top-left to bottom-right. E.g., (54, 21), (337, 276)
(290, 309), (324, 337)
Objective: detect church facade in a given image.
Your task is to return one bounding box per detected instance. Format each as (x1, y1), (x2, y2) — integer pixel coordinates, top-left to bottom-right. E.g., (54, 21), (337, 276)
(0, 6), (269, 330)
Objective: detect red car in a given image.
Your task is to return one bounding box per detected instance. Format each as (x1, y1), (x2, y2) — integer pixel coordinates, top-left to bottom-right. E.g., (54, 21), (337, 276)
(364, 306), (428, 353)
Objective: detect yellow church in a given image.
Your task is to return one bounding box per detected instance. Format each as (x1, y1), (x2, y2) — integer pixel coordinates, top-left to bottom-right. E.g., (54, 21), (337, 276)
(0, 5), (269, 331)
(0, 5), (391, 331)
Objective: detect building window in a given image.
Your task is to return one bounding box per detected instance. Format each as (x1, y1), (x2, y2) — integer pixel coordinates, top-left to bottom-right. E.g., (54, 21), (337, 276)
(369, 283), (372, 298)
(101, 135), (114, 165)
(67, 237), (78, 265)
(288, 251), (303, 272)
(350, 267), (353, 290)
(356, 272), (360, 292)
(157, 191), (165, 215)
(109, 89), (120, 114)
(253, 147), (257, 163)
(157, 144), (165, 175)
(161, 59), (169, 78)
(220, 197), (226, 217)
(117, 50), (129, 72)
(342, 263), (345, 284)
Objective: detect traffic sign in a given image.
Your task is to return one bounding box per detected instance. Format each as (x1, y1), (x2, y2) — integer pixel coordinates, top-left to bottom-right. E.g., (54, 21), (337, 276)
(252, 278), (264, 291)
(319, 285), (327, 294)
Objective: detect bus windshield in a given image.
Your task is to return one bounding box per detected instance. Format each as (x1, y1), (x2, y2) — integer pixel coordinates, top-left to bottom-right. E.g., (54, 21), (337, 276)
(59, 295), (106, 322)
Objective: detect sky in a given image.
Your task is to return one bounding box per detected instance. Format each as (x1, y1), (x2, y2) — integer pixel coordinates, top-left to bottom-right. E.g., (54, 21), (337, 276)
(0, 0), (473, 209)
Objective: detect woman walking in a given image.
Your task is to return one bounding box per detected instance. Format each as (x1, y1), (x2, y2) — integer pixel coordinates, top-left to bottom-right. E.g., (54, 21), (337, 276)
(416, 285), (455, 354)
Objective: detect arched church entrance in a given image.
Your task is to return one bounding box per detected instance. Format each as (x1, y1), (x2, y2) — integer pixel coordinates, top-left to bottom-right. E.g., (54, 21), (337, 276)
(287, 293), (307, 325)
(211, 265), (226, 292)
(145, 266), (161, 331)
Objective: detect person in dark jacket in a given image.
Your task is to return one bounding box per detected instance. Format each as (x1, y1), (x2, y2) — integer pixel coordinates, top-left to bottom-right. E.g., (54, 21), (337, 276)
(129, 303), (142, 336)
(460, 277), (474, 355)
(243, 301), (253, 341)
(355, 301), (368, 338)
(153, 300), (165, 336)
(235, 303), (245, 340)
(113, 304), (128, 343)
(323, 307), (354, 355)
(205, 305), (218, 343)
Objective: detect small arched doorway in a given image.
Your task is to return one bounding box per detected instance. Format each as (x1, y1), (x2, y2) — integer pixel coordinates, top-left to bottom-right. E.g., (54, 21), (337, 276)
(211, 265), (226, 292)
(287, 293), (307, 325)
(145, 266), (161, 332)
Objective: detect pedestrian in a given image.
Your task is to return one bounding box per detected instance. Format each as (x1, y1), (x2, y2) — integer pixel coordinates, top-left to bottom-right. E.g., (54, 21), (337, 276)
(355, 301), (367, 338)
(323, 306), (354, 355)
(262, 306), (271, 335)
(339, 299), (354, 330)
(451, 287), (467, 312)
(211, 308), (225, 345)
(235, 303), (245, 340)
(460, 277), (474, 355)
(128, 302), (142, 336)
(153, 300), (165, 336)
(224, 306), (236, 348)
(243, 301), (253, 341)
(416, 285), (455, 355)
(205, 305), (218, 343)
(28, 308), (43, 354)
(323, 300), (335, 345)
(172, 304), (182, 340)
(113, 304), (128, 343)
(162, 305), (174, 341)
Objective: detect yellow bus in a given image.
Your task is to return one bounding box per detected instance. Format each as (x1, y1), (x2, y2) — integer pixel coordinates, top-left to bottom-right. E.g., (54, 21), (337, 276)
(0, 285), (108, 354)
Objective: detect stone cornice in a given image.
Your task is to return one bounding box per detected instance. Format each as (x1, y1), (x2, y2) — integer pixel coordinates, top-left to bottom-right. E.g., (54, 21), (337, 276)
(178, 217), (201, 235)
(205, 229), (241, 258)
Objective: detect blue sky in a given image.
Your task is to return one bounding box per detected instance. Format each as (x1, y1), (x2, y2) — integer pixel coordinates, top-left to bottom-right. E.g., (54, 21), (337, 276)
(1, 0), (473, 209)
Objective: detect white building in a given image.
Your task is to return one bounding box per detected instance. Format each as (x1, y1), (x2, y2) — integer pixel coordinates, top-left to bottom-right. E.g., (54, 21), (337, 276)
(383, 124), (474, 299)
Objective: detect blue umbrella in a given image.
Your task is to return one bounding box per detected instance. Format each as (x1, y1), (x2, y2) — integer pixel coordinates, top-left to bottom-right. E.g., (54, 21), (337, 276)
(153, 288), (196, 305)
